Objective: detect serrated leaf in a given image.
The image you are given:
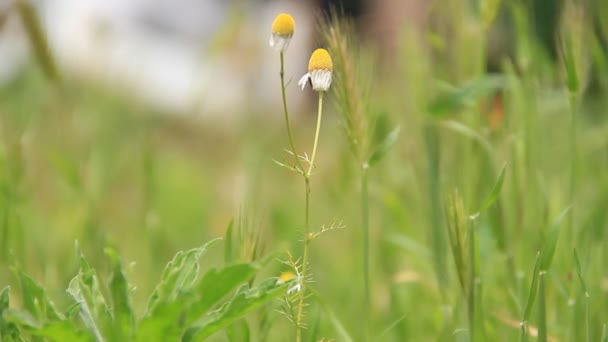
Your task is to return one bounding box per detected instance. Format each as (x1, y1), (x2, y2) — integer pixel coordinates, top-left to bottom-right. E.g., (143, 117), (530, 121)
(105, 248), (135, 341)
(3, 309), (90, 342)
(368, 126), (400, 166)
(1, 287), (24, 341)
(539, 208), (570, 271)
(11, 267), (63, 322)
(186, 263), (258, 325)
(478, 163), (507, 213)
(67, 252), (112, 341)
(144, 238), (221, 316)
(182, 277), (292, 341)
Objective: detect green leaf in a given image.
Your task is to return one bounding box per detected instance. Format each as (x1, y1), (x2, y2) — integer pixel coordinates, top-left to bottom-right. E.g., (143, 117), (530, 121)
(309, 286), (354, 342)
(367, 126), (400, 167)
(439, 120), (493, 157)
(67, 252), (112, 341)
(539, 208), (570, 271)
(428, 76), (504, 117)
(477, 163), (507, 213)
(186, 263), (258, 325)
(3, 310), (90, 342)
(537, 273), (547, 342)
(182, 277), (292, 341)
(522, 252), (541, 323)
(11, 267), (62, 322)
(144, 238), (221, 316)
(573, 249), (588, 296)
(562, 37), (579, 94)
(224, 220), (234, 265)
(105, 248), (135, 341)
(0, 287), (24, 341)
(225, 319), (250, 342)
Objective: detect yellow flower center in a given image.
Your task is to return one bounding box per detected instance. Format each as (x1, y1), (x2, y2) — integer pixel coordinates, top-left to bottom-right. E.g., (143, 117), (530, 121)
(308, 48), (333, 72)
(278, 271), (296, 283)
(271, 13), (295, 36)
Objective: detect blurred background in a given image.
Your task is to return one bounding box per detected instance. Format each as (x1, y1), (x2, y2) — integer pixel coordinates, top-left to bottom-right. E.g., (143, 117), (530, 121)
(1, 0), (608, 340)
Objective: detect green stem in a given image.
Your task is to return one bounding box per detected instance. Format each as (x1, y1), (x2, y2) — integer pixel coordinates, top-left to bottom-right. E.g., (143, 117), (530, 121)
(279, 52), (303, 172)
(568, 92), (577, 245)
(361, 164), (370, 341)
(296, 91), (325, 342)
(296, 177), (311, 342)
(307, 92), (324, 176)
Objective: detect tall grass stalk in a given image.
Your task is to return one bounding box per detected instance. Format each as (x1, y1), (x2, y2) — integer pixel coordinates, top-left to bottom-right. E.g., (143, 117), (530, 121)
(321, 14), (376, 340)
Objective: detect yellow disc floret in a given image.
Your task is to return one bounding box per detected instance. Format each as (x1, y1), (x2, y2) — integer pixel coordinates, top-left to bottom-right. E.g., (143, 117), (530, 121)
(271, 13), (295, 36)
(308, 48), (333, 72)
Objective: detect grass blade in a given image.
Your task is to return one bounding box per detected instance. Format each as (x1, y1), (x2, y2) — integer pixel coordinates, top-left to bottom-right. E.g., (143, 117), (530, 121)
(521, 252), (541, 341)
(539, 208), (571, 271)
(537, 272), (547, 342)
(573, 249), (589, 342)
(478, 163), (507, 213)
(368, 125), (400, 166)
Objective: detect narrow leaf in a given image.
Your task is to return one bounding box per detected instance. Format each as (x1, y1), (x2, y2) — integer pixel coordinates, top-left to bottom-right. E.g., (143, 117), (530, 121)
(522, 252), (541, 323)
(539, 208), (571, 271)
(368, 126), (400, 166)
(479, 163), (507, 212)
(429, 76), (504, 117)
(224, 220), (234, 265)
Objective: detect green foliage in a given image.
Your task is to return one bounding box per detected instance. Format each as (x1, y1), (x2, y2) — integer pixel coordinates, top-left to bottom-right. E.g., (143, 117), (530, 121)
(1, 239), (290, 341)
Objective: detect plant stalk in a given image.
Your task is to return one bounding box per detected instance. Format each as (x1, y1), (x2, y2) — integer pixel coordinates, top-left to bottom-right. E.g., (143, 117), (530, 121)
(361, 163), (370, 341)
(279, 52), (304, 172)
(296, 91), (325, 342)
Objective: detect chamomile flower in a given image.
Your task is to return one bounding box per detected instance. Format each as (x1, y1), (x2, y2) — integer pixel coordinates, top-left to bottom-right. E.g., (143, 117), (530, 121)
(298, 48), (333, 92)
(269, 13), (295, 52)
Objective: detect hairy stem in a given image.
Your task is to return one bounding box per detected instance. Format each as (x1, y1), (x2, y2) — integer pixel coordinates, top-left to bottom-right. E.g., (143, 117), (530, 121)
(296, 91), (325, 342)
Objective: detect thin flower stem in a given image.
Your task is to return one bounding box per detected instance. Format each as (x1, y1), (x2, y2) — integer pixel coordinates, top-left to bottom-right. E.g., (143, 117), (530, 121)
(307, 92), (324, 176)
(296, 177), (311, 342)
(296, 91), (325, 342)
(280, 51), (303, 171)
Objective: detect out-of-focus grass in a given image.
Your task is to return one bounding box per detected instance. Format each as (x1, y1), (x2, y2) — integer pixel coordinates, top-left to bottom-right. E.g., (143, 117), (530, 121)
(2, 1), (608, 340)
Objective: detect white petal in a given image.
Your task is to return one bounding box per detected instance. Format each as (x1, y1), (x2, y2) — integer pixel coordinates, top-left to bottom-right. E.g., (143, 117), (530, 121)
(297, 73), (310, 90)
(269, 34), (291, 52)
(309, 70), (332, 91)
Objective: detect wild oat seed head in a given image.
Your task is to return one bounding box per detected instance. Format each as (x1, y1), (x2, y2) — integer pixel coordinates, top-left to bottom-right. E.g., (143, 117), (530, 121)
(272, 13), (295, 36)
(308, 48), (333, 72)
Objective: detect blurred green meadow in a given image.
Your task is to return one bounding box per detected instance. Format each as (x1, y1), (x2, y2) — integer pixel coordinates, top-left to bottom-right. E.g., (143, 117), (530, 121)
(2, 0), (608, 341)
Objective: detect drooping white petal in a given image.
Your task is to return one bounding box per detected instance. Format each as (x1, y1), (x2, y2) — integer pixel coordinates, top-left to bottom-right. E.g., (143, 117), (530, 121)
(309, 69), (332, 91)
(298, 73), (310, 90)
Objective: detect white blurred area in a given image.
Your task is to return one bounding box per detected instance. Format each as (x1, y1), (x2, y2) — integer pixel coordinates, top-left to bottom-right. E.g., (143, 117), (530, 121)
(0, 0), (314, 119)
